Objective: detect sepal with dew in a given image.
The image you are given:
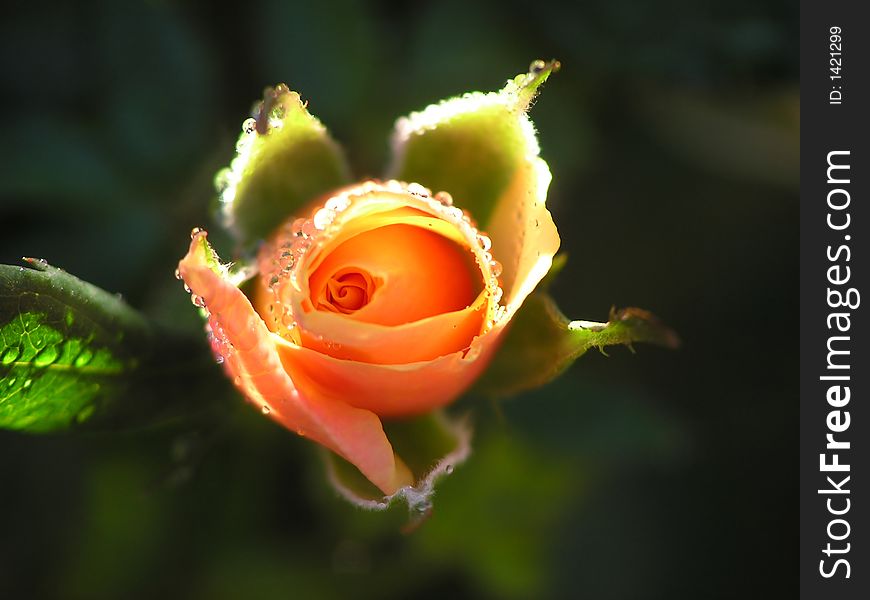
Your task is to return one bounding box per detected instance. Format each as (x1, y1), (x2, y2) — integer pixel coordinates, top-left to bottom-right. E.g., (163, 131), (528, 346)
(388, 60), (559, 226)
(324, 412), (471, 523)
(215, 84), (352, 245)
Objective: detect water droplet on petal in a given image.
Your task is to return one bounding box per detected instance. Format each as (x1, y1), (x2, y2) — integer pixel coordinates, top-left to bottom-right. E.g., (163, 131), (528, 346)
(190, 227), (203, 239)
(242, 117), (258, 134)
(261, 405), (271, 415)
(325, 196), (350, 212)
(407, 183), (430, 197)
(191, 294), (206, 308)
(476, 234), (492, 251)
(313, 208), (333, 230)
(174, 268), (182, 280)
(301, 220), (317, 238)
(291, 218), (306, 236)
(434, 191), (453, 206)
(490, 260), (503, 278)
(445, 464), (454, 474)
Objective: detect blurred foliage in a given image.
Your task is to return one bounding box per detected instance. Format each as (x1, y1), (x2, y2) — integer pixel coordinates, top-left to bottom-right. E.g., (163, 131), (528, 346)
(0, 0), (796, 598)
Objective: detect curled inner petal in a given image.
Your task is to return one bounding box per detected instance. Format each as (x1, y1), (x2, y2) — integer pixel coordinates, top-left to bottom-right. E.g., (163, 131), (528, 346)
(307, 223), (481, 326)
(318, 267), (378, 314)
(255, 182), (508, 365)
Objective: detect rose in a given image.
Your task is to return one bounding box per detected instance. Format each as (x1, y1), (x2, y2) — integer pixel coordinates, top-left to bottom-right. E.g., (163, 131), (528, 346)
(177, 66), (562, 497)
(179, 166), (559, 492)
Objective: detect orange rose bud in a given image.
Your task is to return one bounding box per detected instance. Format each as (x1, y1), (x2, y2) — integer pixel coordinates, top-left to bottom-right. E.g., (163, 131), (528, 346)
(178, 178), (559, 495)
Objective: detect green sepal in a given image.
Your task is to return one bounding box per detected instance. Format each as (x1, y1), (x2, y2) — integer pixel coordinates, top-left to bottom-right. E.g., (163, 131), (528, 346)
(388, 60), (559, 226)
(216, 85), (352, 244)
(476, 292), (679, 398)
(324, 412), (470, 521)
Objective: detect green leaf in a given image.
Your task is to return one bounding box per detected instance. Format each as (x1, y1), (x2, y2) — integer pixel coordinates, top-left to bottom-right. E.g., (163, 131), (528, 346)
(476, 292), (680, 398)
(388, 60), (559, 226)
(216, 85), (352, 244)
(323, 412), (470, 519)
(0, 260), (220, 432)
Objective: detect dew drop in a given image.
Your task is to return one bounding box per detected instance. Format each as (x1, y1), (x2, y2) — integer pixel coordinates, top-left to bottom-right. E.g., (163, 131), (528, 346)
(530, 59), (547, 74)
(296, 427), (306, 437)
(1, 345), (22, 365)
(261, 405), (271, 415)
(191, 294), (206, 308)
(325, 196), (350, 212)
(445, 464), (454, 474)
(434, 191), (453, 206)
(73, 348), (94, 368)
(313, 208), (333, 230)
(291, 237), (308, 255)
(291, 218), (306, 236)
(242, 117), (258, 134)
(190, 227), (203, 239)
(183, 283), (191, 294)
(6, 377), (16, 387)
(476, 234), (492, 251)
(407, 183), (430, 197)
(490, 260), (503, 278)
(22, 378), (33, 389)
(33, 345), (59, 368)
(269, 102), (286, 121)
(174, 268), (182, 280)
(301, 219), (317, 237)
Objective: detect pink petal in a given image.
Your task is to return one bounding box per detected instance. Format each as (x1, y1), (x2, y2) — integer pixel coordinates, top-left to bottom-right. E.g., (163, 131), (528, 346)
(178, 230), (413, 494)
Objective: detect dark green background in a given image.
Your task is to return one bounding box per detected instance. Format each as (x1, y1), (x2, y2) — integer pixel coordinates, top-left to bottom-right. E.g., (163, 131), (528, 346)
(0, 0), (797, 598)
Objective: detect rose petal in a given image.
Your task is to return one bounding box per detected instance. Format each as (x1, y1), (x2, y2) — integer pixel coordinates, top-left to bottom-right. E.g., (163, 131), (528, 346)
(257, 185), (500, 364)
(291, 292), (487, 364)
(306, 223), (479, 325)
(178, 231), (413, 494)
(274, 325), (505, 418)
(485, 156), (560, 316)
